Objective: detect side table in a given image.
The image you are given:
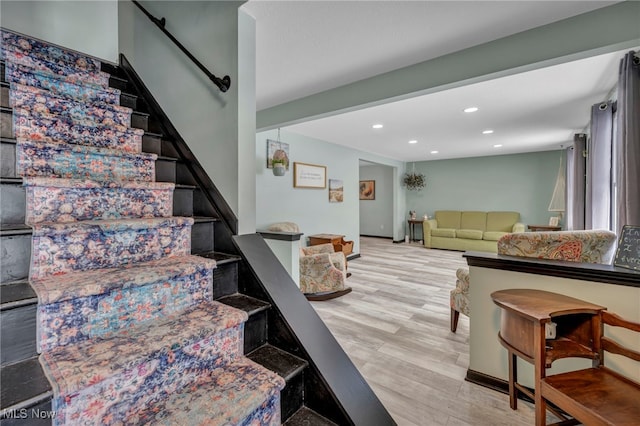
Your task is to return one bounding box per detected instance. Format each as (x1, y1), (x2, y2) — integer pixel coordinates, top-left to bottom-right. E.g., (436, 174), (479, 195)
(491, 289), (605, 426)
(407, 219), (424, 242)
(308, 233), (353, 256)
(527, 225), (561, 232)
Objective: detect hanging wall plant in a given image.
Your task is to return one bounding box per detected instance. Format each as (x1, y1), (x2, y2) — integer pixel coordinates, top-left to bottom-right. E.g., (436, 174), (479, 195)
(403, 164), (426, 191)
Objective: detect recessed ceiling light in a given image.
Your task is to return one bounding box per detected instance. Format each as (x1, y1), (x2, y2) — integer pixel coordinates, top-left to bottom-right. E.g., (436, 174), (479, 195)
(493, 144), (503, 148)
(372, 124), (383, 129)
(464, 107), (479, 113)
(430, 150), (439, 154)
(482, 129), (494, 134)
(408, 140), (418, 144)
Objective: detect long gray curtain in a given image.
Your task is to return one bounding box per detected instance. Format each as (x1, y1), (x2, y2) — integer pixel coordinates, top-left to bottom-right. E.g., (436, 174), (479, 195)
(585, 101), (614, 230)
(615, 51), (640, 232)
(566, 134), (586, 230)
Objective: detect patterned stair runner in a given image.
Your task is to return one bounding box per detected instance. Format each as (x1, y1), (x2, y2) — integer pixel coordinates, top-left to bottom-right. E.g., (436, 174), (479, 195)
(10, 83), (133, 127)
(33, 255), (216, 351)
(40, 301), (249, 423)
(3, 28), (284, 425)
(16, 140), (157, 182)
(24, 177), (173, 224)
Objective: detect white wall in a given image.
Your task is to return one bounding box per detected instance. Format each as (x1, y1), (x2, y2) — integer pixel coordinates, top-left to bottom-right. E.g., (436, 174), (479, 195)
(1, 0), (119, 63)
(256, 129), (405, 254)
(118, 1), (248, 222)
(360, 164), (394, 238)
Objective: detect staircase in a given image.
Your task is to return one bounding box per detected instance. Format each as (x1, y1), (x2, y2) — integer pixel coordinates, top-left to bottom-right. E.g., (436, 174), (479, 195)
(0, 29), (350, 425)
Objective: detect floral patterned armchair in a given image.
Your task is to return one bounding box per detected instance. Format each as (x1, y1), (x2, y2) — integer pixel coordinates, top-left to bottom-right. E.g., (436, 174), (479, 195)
(300, 243), (352, 301)
(450, 230), (618, 332)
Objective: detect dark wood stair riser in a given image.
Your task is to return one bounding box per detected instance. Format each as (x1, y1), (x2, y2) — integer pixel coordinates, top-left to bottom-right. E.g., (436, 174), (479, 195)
(1, 140), (17, 178)
(243, 311), (268, 354)
(0, 234), (30, 283)
(191, 220), (215, 254)
(130, 113), (149, 132)
(0, 305), (37, 366)
(1, 85), (9, 108)
(172, 187), (193, 217)
(1, 109), (12, 139)
(212, 262), (239, 299)
(281, 373), (304, 422)
(142, 133), (162, 155)
(118, 92), (137, 110)
(0, 184), (25, 225)
(155, 158), (176, 183)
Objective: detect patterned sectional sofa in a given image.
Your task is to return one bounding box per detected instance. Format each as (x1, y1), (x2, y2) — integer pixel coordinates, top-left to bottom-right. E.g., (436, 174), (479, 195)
(423, 210), (524, 253)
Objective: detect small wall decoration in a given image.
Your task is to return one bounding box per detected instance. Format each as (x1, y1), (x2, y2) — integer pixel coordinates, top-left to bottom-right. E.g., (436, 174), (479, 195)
(293, 162), (326, 188)
(267, 139), (290, 170)
(359, 180), (375, 200)
(614, 225), (640, 270)
(329, 179), (344, 203)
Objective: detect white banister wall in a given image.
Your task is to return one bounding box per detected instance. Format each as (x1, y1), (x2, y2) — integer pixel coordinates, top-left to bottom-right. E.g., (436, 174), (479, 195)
(259, 232), (302, 287)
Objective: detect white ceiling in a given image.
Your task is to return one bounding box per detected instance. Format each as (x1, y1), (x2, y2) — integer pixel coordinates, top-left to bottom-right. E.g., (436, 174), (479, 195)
(243, 1), (630, 161)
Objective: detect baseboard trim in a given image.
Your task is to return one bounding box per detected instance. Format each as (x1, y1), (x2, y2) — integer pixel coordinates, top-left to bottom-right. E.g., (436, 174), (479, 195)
(359, 234), (393, 239)
(465, 369), (534, 403)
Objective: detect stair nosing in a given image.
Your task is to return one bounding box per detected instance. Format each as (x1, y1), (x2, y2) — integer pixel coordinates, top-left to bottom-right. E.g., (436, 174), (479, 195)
(0, 297), (38, 311)
(0, 224), (32, 236)
(0, 391), (53, 415)
(0, 177), (23, 184)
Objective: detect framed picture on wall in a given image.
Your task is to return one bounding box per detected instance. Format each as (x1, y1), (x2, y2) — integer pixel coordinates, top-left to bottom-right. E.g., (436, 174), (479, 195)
(329, 179), (344, 203)
(293, 162), (326, 188)
(359, 180), (375, 200)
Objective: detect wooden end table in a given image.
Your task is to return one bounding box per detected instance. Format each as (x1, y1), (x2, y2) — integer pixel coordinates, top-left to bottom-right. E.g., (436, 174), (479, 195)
(308, 234), (353, 256)
(491, 289), (605, 426)
(527, 225), (562, 232)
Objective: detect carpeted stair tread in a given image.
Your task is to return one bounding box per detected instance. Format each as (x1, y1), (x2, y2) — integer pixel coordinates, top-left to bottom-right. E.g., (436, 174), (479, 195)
(24, 176), (174, 224)
(1, 30), (107, 86)
(10, 83), (133, 127)
(13, 107), (143, 153)
(13, 106), (139, 135)
(30, 217), (193, 279)
(31, 254), (215, 305)
(137, 357), (285, 426)
(16, 139), (156, 182)
(5, 62), (121, 106)
(39, 301), (248, 396)
(34, 255), (216, 351)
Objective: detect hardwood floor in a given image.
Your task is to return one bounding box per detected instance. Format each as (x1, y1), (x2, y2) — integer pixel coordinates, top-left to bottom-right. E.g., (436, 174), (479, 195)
(311, 236), (537, 426)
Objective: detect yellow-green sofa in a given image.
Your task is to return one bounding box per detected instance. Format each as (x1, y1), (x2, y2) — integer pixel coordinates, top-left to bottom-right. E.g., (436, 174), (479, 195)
(423, 210), (524, 253)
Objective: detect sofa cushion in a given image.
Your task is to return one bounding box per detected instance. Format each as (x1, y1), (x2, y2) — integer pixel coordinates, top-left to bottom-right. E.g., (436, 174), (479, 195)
(484, 231), (508, 241)
(456, 229), (484, 240)
(486, 211), (520, 232)
(460, 212), (487, 231)
(431, 228), (457, 238)
(435, 211), (461, 230)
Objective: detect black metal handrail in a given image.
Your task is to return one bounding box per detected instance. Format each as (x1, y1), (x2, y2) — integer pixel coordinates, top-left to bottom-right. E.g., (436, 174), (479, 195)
(131, 0), (231, 93)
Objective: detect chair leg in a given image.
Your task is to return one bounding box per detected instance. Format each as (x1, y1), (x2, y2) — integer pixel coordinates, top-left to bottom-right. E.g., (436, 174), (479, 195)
(451, 308), (460, 332)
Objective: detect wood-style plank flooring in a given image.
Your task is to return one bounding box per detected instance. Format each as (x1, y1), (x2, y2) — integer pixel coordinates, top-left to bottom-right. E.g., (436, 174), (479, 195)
(310, 237), (537, 425)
